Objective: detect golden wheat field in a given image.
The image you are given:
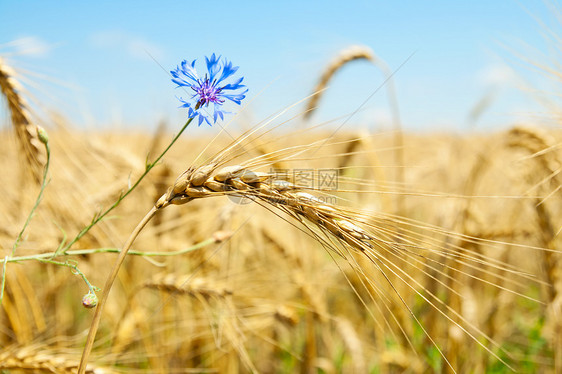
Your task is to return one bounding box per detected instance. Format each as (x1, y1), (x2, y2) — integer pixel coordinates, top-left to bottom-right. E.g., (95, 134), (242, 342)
(2, 43), (562, 374)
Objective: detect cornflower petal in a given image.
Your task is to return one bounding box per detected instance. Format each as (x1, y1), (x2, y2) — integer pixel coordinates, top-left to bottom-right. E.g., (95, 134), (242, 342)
(214, 107), (225, 122)
(188, 107), (196, 118)
(180, 59), (199, 82)
(206, 53), (221, 82)
(222, 90), (248, 105)
(222, 77), (245, 91)
(171, 60), (200, 88)
(217, 60), (239, 83)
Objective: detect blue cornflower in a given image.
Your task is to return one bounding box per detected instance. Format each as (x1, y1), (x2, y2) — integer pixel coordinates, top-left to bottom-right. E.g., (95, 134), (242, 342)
(171, 54), (248, 126)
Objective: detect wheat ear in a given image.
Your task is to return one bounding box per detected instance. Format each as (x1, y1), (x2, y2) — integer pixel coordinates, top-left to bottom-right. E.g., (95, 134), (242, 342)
(142, 273), (233, 299)
(0, 57), (45, 181)
(156, 164), (374, 253)
(0, 345), (114, 374)
(305, 45), (375, 119)
(507, 126), (562, 371)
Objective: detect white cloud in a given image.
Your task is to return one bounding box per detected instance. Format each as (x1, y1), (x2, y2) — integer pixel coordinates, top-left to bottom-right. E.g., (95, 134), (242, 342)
(90, 30), (120, 48)
(368, 107), (392, 126)
(477, 64), (515, 87)
(89, 30), (164, 61)
(127, 38), (164, 60)
(6, 36), (52, 57)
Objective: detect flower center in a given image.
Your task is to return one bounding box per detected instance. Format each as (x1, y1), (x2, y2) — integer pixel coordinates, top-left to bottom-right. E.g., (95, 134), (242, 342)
(194, 79), (224, 107)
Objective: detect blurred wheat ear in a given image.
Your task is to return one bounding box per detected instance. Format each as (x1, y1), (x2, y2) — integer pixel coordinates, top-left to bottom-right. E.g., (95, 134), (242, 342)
(303, 45), (401, 131)
(0, 344), (117, 374)
(0, 57), (46, 183)
(305, 45), (376, 119)
(304, 45), (405, 213)
(507, 126), (562, 371)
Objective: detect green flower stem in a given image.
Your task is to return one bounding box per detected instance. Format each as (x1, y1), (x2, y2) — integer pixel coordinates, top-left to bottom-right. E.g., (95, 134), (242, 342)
(37, 258), (99, 293)
(0, 256), (7, 306)
(12, 142), (51, 257)
(6, 237), (217, 263)
(2, 130), (51, 307)
(56, 116), (195, 256)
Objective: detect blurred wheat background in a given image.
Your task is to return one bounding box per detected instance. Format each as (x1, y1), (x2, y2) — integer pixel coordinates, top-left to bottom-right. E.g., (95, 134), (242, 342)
(2, 2), (562, 374)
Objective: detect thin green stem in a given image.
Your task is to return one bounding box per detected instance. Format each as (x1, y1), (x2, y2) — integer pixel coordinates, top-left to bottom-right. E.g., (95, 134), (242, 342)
(12, 143), (51, 257)
(6, 237), (217, 263)
(2, 134), (51, 307)
(57, 117), (194, 256)
(0, 256), (7, 306)
(36, 258), (99, 293)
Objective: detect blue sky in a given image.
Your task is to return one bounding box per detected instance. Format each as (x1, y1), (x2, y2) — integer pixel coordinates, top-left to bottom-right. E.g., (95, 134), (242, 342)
(0, 1), (559, 132)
